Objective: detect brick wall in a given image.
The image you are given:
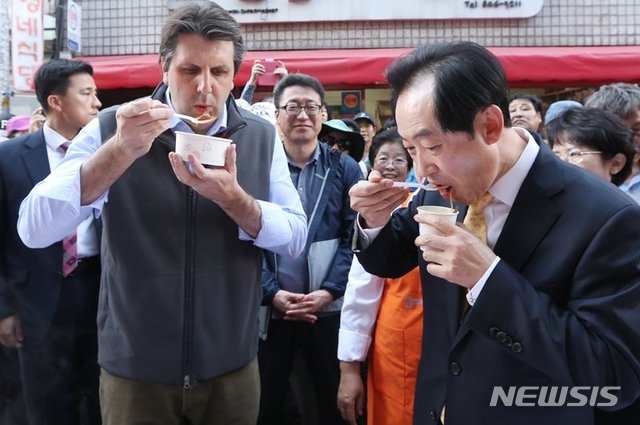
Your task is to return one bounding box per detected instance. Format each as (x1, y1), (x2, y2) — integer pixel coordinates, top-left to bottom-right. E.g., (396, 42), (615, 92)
(80, 0), (640, 56)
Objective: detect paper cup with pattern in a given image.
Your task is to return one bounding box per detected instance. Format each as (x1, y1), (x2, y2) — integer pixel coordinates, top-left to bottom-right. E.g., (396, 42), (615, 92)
(175, 131), (231, 167)
(416, 205), (459, 252)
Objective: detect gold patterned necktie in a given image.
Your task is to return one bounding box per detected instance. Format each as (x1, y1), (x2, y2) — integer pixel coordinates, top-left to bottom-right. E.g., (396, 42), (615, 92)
(463, 192), (494, 244)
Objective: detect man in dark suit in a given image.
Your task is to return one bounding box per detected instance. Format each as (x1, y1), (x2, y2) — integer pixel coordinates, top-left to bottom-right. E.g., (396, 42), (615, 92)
(348, 42), (640, 425)
(0, 59), (102, 425)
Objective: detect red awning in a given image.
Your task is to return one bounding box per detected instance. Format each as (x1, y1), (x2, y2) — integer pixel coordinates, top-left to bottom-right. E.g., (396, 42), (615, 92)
(80, 46), (640, 90)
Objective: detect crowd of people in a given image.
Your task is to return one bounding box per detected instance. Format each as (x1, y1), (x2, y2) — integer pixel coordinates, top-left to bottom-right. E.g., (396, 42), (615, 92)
(1, 2), (640, 425)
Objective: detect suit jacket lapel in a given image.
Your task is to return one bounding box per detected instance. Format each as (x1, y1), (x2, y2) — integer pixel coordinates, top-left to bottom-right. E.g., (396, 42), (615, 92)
(494, 145), (563, 269)
(21, 130), (51, 185)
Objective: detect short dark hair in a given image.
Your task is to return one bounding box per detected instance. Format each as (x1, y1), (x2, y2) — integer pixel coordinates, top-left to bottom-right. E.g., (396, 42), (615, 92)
(322, 102), (333, 121)
(368, 127), (413, 171)
(160, 2), (245, 74)
(34, 59), (93, 113)
(379, 117), (397, 133)
(273, 73), (325, 108)
(386, 41), (511, 136)
(508, 93), (544, 114)
(546, 107), (635, 186)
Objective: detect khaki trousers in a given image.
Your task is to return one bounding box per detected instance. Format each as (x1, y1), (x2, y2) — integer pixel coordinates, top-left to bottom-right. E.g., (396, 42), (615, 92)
(99, 357), (259, 425)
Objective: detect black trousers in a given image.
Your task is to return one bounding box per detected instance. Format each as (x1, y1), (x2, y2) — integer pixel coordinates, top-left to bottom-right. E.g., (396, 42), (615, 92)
(0, 346), (27, 425)
(18, 265), (101, 425)
(257, 314), (347, 425)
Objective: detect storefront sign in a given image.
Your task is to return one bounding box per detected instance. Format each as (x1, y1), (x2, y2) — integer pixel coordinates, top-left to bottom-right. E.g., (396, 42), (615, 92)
(341, 91), (361, 116)
(215, 0), (543, 23)
(11, 0), (44, 92)
(67, 0), (82, 53)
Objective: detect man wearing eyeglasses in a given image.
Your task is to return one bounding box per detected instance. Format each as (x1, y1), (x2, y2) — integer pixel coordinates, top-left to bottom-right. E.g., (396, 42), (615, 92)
(258, 73), (362, 425)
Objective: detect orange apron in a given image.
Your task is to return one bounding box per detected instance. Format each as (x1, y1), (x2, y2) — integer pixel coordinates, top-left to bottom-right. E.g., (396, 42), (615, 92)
(367, 266), (422, 425)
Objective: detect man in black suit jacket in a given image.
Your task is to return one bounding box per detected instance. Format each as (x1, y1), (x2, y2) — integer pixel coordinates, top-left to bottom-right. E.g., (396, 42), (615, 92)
(0, 59), (102, 425)
(348, 42), (640, 425)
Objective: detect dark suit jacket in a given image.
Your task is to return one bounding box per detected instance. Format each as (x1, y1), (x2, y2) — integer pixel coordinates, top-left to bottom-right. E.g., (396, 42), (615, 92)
(0, 131), (76, 343)
(356, 142), (640, 425)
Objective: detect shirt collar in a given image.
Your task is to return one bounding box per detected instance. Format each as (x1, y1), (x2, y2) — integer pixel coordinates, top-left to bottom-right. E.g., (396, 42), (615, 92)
(620, 172), (640, 192)
(286, 142), (321, 169)
(42, 123), (70, 151)
(164, 87), (228, 136)
(490, 127), (540, 208)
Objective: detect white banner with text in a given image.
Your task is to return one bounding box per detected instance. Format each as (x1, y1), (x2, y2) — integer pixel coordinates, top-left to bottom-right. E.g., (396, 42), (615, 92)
(214, 0), (543, 23)
(11, 0), (44, 92)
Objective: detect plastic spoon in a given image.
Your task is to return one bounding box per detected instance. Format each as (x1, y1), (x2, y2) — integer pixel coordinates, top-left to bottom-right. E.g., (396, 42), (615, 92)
(392, 181), (438, 191)
(174, 112), (216, 125)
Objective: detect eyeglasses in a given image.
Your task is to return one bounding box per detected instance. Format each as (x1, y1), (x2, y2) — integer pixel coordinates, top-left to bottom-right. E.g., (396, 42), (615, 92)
(278, 103), (321, 116)
(555, 150), (602, 164)
(374, 156), (408, 167)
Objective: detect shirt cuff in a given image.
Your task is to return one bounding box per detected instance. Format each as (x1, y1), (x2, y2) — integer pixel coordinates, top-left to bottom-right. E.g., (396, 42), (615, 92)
(238, 199), (306, 257)
(355, 214), (383, 250)
(466, 256), (501, 306)
(337, 329), (372, 362)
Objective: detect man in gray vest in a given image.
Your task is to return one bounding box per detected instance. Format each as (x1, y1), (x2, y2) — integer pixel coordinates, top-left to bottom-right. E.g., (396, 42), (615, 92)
(17, 3), (307, 424)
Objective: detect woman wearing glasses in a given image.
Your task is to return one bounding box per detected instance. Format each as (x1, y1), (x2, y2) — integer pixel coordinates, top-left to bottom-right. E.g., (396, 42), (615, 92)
(338, 128), (423, 425)
(546, 107), (636, 190)
(546, 105), (640, 425)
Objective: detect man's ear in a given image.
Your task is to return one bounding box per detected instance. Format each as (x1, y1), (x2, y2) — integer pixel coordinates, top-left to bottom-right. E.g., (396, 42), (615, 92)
(47, 94), (63, 113)
(609, 152), (627, 176)
(476, 104), (504, 145)
(161, 58), (169, 85)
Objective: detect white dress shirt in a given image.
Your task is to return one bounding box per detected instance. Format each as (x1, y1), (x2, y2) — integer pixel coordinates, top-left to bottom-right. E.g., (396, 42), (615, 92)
(42, 123), (99, 258)
(17, 99), (307, 258)
(338, 191), (419, 362)
(338, 255), (384, 362)
(466, 129), (538, 304)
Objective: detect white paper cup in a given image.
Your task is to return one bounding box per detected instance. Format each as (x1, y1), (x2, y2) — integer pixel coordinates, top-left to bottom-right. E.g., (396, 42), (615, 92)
(175, 132), (231, 166)
(416, 205), (459, 252)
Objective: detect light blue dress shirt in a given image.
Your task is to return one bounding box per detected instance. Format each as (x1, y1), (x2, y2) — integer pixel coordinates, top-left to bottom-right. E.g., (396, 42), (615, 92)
(619, 173), (640, 203)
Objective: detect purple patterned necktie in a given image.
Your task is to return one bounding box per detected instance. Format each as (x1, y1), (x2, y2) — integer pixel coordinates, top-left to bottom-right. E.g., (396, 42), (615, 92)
(59, 142), (78, 277)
